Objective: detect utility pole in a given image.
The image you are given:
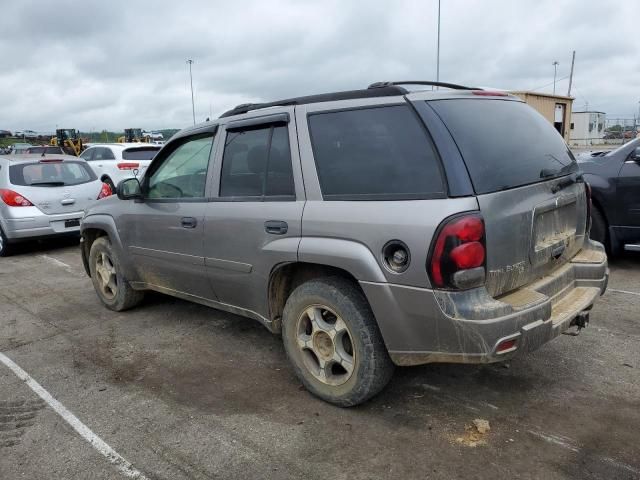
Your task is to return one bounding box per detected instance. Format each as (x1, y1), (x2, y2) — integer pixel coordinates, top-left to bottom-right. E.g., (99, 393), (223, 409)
(187, 59), (195, 125)
(436, 0), (441, 88)
(552, 61), (559, 95)
(567, 51), (575, 97)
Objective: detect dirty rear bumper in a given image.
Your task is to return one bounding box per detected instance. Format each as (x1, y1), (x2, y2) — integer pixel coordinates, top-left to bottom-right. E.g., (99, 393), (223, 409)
(360, 241), (608, 366)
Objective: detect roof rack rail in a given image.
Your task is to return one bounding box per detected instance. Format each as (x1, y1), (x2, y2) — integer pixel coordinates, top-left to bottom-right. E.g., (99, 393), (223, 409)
(219, 85), (408, 118)
(368, 81), (482, 91)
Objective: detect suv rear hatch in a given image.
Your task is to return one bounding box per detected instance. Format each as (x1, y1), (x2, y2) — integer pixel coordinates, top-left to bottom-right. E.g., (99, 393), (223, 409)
(8, 159), (100, 214)
(428, 97), (588, 297)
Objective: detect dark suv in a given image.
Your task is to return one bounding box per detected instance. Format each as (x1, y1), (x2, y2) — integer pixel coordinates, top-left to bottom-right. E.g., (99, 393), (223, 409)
(80, 81), (608, 406)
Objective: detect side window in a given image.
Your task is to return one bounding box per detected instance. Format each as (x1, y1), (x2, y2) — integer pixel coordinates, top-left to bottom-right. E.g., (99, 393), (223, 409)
(93, 147), (115, 161)
(147, 134), (213, 199)
(308, 105), (445, 200)
(80, 148), (94, 161)
(219, 124), (294, 199)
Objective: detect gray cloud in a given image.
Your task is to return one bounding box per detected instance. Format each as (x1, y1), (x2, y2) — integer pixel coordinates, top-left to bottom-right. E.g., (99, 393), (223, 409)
(1, 0), (638, 131)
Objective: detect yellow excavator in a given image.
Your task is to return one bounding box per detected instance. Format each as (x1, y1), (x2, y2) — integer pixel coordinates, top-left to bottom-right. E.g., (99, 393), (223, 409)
(117, 128), (151, 143)
(50, 129), (83, 156)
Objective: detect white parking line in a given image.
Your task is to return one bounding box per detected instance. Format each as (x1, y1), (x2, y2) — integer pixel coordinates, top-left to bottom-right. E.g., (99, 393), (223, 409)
(39, 254), (73, 271)
(0, 352), (148, 479)
(608, 288), (640, 297)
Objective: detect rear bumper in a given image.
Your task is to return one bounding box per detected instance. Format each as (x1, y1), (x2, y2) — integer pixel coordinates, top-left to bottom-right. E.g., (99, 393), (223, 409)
(2, 210), (84, 241)
(361, 240), (608, 366)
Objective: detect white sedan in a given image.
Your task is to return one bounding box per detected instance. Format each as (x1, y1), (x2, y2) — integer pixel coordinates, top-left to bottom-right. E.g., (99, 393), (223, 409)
(80, 143), (161, 191)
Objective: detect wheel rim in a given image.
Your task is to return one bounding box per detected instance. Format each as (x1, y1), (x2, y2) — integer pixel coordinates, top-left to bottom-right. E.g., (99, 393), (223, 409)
(296, 305), (355, 386)
(0, 232), (4, 252)
(95, 252), (118, 300)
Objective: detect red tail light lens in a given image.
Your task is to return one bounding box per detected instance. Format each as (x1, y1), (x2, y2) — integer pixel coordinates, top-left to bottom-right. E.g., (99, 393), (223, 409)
(428, 213), (486, 289)
(117, 162), (139, 170)
(97, 183), (112, 199)
(0, 189), (34, 207)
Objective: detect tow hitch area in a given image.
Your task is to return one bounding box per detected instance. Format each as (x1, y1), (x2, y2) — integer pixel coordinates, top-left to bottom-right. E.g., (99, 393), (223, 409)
(563, 311), (590, 336)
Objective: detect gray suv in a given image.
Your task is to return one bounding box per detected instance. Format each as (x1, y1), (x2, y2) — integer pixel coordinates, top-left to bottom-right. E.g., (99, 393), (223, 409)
(81, 81), (608, 406)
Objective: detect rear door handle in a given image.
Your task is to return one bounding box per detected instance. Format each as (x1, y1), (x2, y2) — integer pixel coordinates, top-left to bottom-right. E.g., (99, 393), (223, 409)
(181, 217), (198, 229)
(264, 220), (288, 235)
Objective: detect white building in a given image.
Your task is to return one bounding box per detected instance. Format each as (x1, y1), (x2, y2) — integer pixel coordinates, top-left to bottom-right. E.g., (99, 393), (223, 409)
(570, 111), (606, 146)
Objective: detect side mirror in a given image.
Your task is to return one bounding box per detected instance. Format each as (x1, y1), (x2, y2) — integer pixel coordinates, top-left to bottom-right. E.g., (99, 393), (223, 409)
(633, 147), (640, 161)
(116, 178), (142, 200)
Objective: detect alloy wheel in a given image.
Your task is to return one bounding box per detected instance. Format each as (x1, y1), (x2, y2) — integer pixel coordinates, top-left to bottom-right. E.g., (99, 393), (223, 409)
(95, 252), (118, 300)
(296, 305), (355, 386)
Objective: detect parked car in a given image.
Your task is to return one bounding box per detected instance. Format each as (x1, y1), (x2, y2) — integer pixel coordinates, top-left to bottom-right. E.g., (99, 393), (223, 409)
(81, 81), (608, 406)
(578, 137), (640, 254)
(10, 143), (33, 154)
(0, 154), (112, 256)
(79, 143), (161, 191)
(25, 145), (65, 155)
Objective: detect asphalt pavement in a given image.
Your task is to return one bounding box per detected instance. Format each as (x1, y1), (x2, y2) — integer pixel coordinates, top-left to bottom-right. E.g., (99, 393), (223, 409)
(1, 238), (639, 480)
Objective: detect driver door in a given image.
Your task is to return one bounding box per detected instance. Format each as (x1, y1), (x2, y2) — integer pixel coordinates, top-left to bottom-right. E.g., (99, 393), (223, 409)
(121, 130), (217, 300)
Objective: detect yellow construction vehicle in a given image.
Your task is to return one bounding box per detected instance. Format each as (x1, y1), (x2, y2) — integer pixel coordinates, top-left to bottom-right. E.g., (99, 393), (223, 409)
(50, 129), (83, 156)
(117, 128), (151, 143)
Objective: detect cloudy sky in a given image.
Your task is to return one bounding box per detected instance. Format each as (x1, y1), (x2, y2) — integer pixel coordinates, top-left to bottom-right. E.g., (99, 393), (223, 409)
(1, 0), (638, 132)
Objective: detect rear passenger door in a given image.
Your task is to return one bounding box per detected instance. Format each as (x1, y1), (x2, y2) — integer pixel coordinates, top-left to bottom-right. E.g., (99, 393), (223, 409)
(203, 109), (305, 320)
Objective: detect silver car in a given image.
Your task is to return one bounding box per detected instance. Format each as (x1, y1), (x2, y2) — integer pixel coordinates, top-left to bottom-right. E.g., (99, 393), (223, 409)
(81, 81), (608, 406)
(0, 154), (111, 256)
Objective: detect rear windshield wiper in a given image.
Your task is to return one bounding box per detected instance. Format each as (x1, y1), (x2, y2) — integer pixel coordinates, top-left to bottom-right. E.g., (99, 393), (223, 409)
(29, 181), (65, 186)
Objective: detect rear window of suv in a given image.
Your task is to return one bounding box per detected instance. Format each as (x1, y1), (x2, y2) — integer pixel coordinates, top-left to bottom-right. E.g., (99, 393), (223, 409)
(308, 105), (445, 200)
(10, 161), (96, 187)
(429, 99), (577, 194)
(122, 147), (160, 160)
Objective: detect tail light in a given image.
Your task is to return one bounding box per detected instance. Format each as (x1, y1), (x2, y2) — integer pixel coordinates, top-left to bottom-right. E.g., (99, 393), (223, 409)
(0, 189), (34, 207)
(97, 183), (112, 199)
(428, 213), (486, 290)
(117, 162), (139, 170)
(585, 182), (592, 233)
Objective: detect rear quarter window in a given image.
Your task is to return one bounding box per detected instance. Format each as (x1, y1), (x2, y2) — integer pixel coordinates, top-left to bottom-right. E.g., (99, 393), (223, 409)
(308, 105), (446, 200)
(9, 161), (97, 186)
(429, 99), (577, 194)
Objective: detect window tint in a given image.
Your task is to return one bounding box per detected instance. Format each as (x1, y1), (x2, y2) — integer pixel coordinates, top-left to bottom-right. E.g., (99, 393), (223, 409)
(122, 147), (160, 160)
(220, 125), (294, 198)
(10, 161), (96, 186)
(308, 105), (445, 200)
(93, 147), (115, 160)
(80, 148), (94, 160)
(147, 135), (213, 199)
(429, 99), (578, 194)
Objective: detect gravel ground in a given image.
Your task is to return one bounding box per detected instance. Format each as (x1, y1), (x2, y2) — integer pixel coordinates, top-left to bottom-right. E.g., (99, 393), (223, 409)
(1, 238), (639, 480)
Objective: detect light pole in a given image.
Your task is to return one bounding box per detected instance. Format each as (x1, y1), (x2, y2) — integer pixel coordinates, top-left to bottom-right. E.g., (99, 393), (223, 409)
(187, 59), (195, 125)
(436, 0), (441, 87)
(552, 61), (559, 95)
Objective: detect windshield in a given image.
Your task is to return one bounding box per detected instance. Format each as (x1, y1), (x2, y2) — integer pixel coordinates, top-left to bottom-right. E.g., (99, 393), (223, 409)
(27, 146), (63, 154)
(429, 99), (577, 194)
(604, 137), (640, 157)
(10, 161), (97, 187)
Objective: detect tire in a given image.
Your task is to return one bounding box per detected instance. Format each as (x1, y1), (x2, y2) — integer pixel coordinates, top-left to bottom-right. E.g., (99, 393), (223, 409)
(590, 207), (608, 249)
(0, 226), (12, 257)
(89, 236), (144, 311)
(282, 276), (394, 407)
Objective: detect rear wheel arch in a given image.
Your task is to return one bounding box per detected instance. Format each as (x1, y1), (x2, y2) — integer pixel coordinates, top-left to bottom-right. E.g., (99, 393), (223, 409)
(268, 262), (367, 333)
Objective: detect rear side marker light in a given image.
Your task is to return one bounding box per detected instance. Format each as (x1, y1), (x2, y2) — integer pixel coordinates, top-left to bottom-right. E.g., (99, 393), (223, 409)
(496, 339), (517, 354)
(117, 162), (139, 170)
(97, 183), (112, 200)
(0, 189), (34, 207)
(428, 213), (486, 290)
